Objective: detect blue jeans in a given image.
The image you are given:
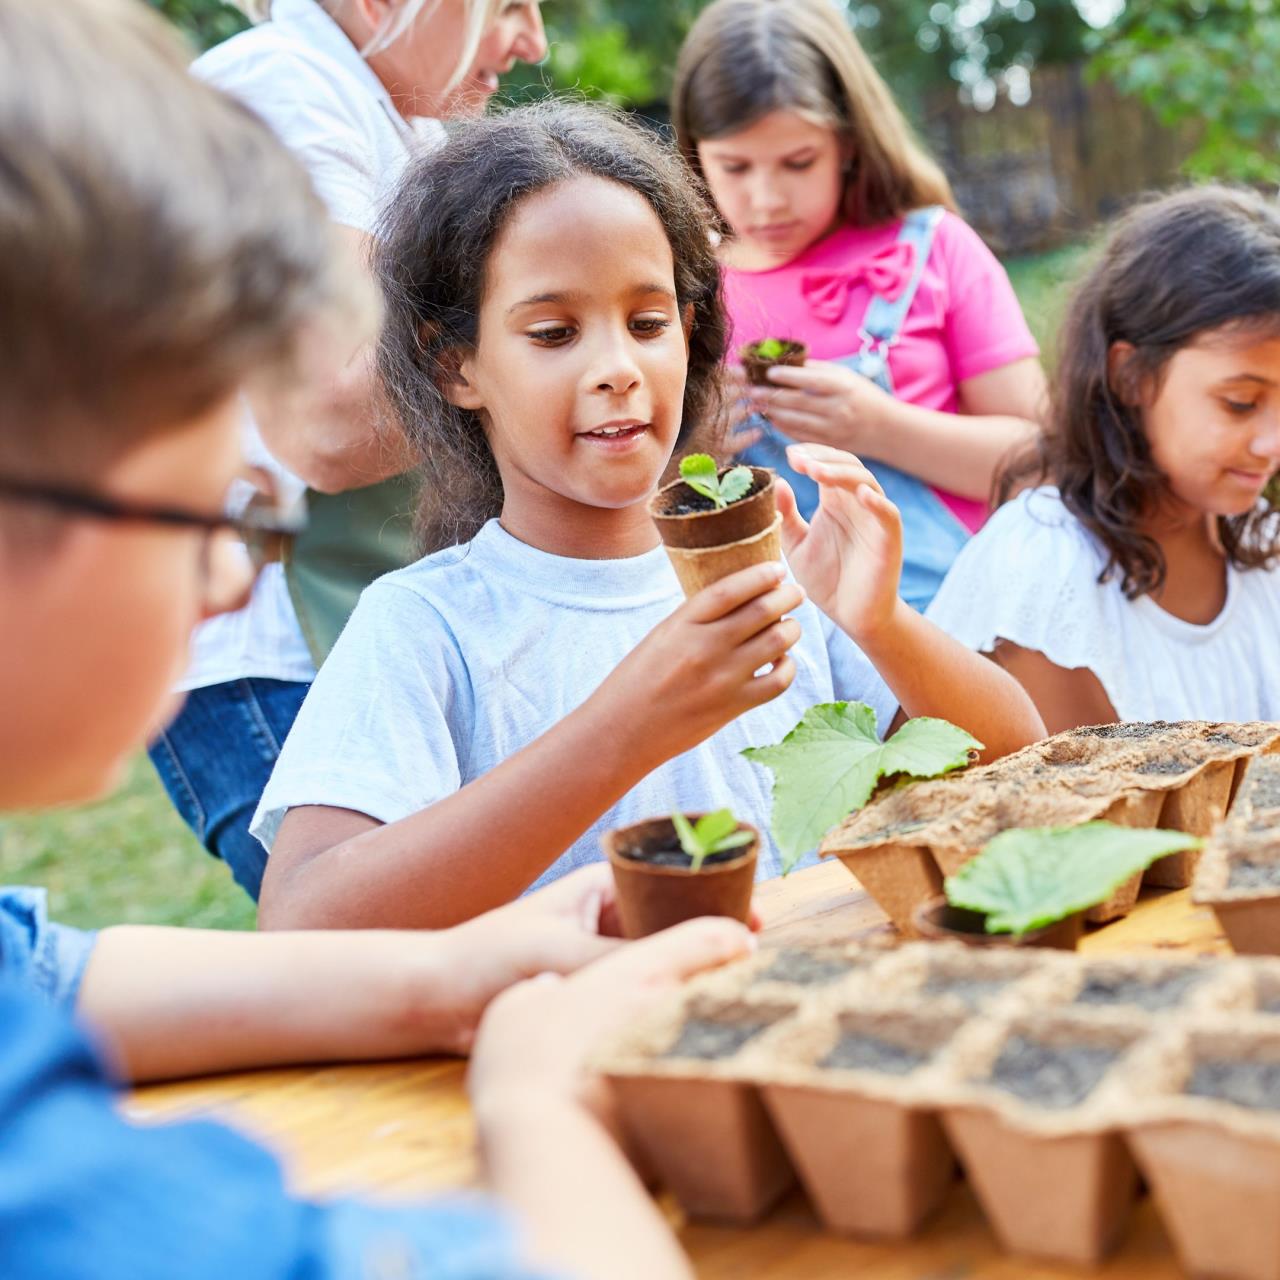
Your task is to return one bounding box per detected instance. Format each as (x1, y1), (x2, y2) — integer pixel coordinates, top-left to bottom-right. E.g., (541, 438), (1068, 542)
(147, 678), (310, 901)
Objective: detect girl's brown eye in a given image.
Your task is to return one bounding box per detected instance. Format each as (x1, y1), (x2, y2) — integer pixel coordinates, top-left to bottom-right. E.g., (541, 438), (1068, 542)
(1225, 399), (1258, 415)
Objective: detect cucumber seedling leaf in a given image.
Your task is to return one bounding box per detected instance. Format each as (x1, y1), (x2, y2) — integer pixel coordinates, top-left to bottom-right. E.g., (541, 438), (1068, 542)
(672, 808), (754, 872)
(742, 702), (981, 873)
(946, 822), (1203, 935)
(678, 454), (754, 510)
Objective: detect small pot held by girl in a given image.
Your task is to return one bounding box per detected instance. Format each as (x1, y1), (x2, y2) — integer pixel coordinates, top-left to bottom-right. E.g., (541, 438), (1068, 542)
(739, 338), (808, 387)
(649, 465), (780, 597)
(912, 896), (1083, 952)
(604, 815), (759, 939)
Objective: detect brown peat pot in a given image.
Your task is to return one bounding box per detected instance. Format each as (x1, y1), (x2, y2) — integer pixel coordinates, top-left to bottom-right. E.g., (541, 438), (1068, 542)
(649, 466), (780, 598)
(912, 896), (1083, 952)
(739, 339), (808, 387)
(604, 815), (758, 940)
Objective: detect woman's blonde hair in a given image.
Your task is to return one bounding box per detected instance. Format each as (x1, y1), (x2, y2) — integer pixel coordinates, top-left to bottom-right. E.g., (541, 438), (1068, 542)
(236, 0), (496, 83)
(672, 0), (955, 226)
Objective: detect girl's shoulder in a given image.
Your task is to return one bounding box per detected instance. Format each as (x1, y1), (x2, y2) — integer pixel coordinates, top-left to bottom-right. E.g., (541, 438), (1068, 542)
(926, 486), (1119, 658)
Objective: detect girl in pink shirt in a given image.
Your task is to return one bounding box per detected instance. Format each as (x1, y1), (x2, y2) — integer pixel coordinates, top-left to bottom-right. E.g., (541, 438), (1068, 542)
(672, 0), (1045, 608)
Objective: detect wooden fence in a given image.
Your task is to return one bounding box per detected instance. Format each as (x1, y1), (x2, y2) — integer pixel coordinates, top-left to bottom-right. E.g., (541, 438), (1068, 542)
(922, 63), (1192, 255)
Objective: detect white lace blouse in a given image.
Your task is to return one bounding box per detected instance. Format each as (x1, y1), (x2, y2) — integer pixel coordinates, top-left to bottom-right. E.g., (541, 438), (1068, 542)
(926, 487), (1280, 723)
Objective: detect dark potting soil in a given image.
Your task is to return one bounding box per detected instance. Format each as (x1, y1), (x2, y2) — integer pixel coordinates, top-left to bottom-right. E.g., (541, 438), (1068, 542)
(1135, 758), (1196, 777)
(621, 841), (745, 870)
(1073, 967), (1206, 1012)
(1206, 730), (1248, 747)
(755, 948), (856, 987)
(1227, 858), (1280, 892)
(1074, 722), (1165, 742)
(852, 820), (929, 845)
(986, 1037), (1122, 1110)
(1187, 1058), (1280, 1112)
(922, 971), (1012, 1010)
(663, 1017), (771, 1061)
(666, 475), (763, 517)
(821, 1032), (929, 1076)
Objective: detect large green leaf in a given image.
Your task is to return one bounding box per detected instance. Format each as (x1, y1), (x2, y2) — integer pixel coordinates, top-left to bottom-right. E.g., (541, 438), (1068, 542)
(946, 822), (1203, 936)
(742, 702), (981, 874)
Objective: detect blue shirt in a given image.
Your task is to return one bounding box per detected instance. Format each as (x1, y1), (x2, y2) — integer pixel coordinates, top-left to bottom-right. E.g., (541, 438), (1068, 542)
(0, 890), (556, 1279)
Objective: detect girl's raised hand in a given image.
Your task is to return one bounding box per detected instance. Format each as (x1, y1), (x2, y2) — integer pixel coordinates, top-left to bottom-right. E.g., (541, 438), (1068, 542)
(778, 443), (903, 643)
(600, 561), (805, 768)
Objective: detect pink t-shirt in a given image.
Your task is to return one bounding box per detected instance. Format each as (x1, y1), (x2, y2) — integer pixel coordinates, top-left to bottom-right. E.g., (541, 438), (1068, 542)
(722, 211), (1039, 531)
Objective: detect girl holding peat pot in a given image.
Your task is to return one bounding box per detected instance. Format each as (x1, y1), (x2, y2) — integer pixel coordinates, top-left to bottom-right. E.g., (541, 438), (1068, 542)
(927, 187), (1280, 733)
(252, 101), (1045, 933)
(671, 0), (1046, 611)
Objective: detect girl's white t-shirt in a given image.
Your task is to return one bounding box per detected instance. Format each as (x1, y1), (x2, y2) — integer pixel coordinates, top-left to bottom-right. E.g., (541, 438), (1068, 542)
(926, 486), (1280, 722)
(177, 0), (442, 692)
(252, 520), (898, 886)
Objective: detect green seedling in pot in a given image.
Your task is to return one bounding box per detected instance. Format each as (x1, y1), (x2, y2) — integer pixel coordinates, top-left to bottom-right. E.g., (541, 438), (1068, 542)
(743, 701), (982, 873)
(671, 808), (755, 872)
(752, 338), (789, 360)
(947, 822), (1204, 935)
(678, 453), (754, 510)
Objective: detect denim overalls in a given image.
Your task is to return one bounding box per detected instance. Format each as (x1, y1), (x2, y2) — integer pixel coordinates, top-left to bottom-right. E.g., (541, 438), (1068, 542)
(740, 207), (972, 611)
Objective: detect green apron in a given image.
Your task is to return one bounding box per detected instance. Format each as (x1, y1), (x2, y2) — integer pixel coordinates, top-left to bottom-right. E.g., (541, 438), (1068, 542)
(284, 471), (421, 666)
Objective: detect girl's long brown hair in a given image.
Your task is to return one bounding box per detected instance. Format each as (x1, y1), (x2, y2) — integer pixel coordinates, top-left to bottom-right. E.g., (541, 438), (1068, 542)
(671, 0), (955, 227)
(999, 186), (1280, 598)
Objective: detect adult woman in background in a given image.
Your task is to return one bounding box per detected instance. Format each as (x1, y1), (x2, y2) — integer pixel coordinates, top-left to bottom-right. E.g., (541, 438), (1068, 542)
(148, 0), (547, 899)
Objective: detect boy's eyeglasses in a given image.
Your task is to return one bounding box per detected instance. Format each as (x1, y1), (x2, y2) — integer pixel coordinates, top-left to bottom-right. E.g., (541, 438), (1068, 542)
(0, 473), (306, 617)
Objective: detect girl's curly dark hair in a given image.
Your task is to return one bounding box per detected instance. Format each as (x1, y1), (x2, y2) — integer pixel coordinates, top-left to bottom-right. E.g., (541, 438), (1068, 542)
(375, 100), (728, 551)
(999, 186), (1280, 599)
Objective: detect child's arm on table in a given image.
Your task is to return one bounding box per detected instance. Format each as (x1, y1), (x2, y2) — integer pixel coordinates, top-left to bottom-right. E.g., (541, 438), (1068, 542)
(779, 443), (1046, 759)
(78, 865), (626, 1083)
(260, 562), (804, 931)
(469, 916), (755, 1280)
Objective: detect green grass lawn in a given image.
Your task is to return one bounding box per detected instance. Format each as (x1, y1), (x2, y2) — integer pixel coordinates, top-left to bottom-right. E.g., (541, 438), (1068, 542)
(1, 242), (1089, 935)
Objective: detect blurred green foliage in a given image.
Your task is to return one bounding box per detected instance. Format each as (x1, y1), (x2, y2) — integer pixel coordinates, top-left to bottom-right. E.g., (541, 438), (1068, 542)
(147, 0), (248, 50)
(1089, 0), (1280, 185)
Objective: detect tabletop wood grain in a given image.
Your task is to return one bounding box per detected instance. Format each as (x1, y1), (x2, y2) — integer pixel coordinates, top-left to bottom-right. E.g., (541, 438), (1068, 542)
(125, 859), (1229, 1277)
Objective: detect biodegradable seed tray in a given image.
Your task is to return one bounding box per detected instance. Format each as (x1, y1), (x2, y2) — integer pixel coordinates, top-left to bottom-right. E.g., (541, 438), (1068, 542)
(1037, 952), (1253, 1020)
(929, 1011), (1150, 1266)
(1126, 1023), (1280, 1280)
(595, 992), (801, 1223)
(821, 721), (1280, 936)
(749, 1005), (966, 1240)
(1193, 819), (1280, 956)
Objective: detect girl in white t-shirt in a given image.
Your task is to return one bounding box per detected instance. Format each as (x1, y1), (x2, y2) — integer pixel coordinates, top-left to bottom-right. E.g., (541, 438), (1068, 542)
(253, 101), (1044, 930)
(928, 187), (1280, 732)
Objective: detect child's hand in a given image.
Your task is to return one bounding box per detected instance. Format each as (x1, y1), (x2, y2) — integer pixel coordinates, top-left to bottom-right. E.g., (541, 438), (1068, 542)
(600, 561), (805, 768)
(467, 917), (754, 1119)
(778, 443), (904, 643)
(742, 360), (896, 453)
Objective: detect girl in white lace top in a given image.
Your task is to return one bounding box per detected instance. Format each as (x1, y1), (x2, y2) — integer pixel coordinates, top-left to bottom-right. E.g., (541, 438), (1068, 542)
(928, 187), (1280, 732)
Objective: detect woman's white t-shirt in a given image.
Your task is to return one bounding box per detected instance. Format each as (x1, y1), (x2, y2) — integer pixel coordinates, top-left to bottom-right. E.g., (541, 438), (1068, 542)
(177, 0), (441, 691)
(252, 521), (898, 886)
(926, 486), (1280, 722)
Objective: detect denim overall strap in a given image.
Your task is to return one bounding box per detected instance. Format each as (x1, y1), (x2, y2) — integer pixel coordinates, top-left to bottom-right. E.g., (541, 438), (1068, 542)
(739, 207), (972, 610)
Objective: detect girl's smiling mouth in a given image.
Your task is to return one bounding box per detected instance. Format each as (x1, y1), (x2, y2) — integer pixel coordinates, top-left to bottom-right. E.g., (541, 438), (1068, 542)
(579, 420), (650, 446)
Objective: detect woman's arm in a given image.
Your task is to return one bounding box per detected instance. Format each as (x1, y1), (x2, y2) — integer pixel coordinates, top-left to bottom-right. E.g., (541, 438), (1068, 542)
(259, 564), (805, 931)
(987, 639), (1119, 736)
(247, 225), (417, 494)
(737, 355), (1046, 501)
(77, 865), (626, 1082)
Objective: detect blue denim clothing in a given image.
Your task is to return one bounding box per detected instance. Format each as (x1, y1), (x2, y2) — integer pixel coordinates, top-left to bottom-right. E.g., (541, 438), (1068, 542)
(0, 982), (554, 1280)
(148, 677), (310, 900)
(0, 887), (96, 1008)
(741, 207), (971, 612)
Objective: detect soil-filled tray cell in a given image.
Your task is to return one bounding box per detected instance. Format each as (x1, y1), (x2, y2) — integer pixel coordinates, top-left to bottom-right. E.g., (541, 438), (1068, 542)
(1073, 966), (1209, 1013)
(759, 1007), (963, 1240)
(937, 1014), (1147, 1267)
(753, 946), (866, 989)
(1194, 832), (1280, 956)
(895, 945), (1059, 1015)
(1127, 1025), (1280, 1280)
(598, 994), (800, 1224)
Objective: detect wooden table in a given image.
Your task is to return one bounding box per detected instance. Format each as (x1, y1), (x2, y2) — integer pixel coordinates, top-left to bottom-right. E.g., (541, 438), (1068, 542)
(126, 861), (1230, 1278)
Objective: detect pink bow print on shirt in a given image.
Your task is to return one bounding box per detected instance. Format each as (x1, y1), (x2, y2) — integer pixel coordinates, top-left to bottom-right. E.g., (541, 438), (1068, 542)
(800, 239), (917, 323)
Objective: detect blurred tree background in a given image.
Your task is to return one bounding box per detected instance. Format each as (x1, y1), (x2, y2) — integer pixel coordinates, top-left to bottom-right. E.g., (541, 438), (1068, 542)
(150, 0), (1277, 188)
